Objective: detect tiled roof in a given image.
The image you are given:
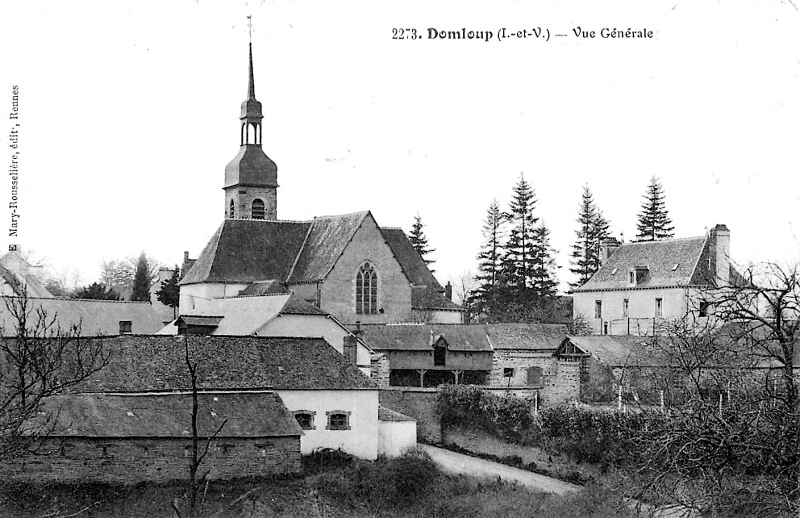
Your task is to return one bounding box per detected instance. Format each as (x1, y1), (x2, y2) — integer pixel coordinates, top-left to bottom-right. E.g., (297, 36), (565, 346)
(485, 323), (569, 350)
(358, 323), (492, 352)
(576, 237), (709, 292)
(378, 405), (415, 422)
(223, 145), (278, 189)
(287, 212), (370, 283)
(180, 220), (310, 285)
(279, 295), (328, 315)
(29, 392), (300, 438)
(560, 335), (667, 367)
(0, 297), (162, 336)
(74, 335), (376, 392)
(381, 228), (443, 290)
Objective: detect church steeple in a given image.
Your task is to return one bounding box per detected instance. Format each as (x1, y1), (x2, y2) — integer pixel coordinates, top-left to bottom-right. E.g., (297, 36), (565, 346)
(224, 38), (279, 221)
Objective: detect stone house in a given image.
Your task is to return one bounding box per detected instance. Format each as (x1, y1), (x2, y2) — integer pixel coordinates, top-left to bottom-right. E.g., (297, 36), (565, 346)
(159, 290), (374, 374)
(72, 335), (413, 460)
(179, 44), (462, 326)
(3, 392), (302, 484)
(572, 224), (746, 335)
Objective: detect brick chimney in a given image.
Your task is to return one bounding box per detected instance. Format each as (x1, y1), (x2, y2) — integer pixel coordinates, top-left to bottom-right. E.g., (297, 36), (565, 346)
(343, 334), (358, 366)
(709, 224), (730, 287)
(599, 237), (621, 264)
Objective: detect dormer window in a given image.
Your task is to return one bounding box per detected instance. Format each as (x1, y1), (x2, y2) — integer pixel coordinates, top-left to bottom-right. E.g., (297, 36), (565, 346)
(629, 266), (649, 285)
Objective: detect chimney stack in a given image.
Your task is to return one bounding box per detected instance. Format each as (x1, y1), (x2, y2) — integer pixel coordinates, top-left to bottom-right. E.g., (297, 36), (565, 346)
(343, 334), (358, 366)
(444, 281), (453, 301)
(709, 224), (730, 287)
(599, 237), (621, 264)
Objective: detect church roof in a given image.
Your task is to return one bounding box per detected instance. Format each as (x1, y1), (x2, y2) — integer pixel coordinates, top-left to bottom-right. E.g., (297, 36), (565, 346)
(287, 212), (371, 283)
(28, 392), (301, 438)
(75, 335), (377, 392)
(223, 145), (278, 188)
(381, 228), (443, 291)
(180, 219), (310, 285)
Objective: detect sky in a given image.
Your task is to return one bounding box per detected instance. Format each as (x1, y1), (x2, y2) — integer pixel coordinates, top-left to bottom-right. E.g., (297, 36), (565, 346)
(0, 0), (798, 295)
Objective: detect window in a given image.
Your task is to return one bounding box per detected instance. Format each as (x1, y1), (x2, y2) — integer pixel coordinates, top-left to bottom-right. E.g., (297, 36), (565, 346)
(119, 320), (132, 335)
(622, 299), (629, 318)
(503, 367), (514, 378)
(629, 271), (635, 284)
(293, 410), (316, 430)
(655, 298), (663, 317)
(527, 367), (542, 386)
(356, 262), (378, 314)
(251, 199), (265, 220)
(326, 410), (351, 431)
(699, 301), (711, 317)
(594, 300), (602, 319)
(229, 199), (235, 218)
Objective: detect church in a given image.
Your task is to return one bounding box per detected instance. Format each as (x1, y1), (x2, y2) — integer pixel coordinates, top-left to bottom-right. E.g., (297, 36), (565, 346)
(179, 44), (463, 325)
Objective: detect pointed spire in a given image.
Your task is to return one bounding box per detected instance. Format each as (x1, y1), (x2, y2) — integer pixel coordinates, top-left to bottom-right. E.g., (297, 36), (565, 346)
(247, 42), (256, 100)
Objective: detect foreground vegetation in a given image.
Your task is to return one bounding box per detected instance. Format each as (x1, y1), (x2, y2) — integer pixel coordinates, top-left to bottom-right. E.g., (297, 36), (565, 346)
(0, 448), (633, 518)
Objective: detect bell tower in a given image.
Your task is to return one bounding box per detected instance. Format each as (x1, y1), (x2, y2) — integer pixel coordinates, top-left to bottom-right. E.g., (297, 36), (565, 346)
(223, 41), (278, 220)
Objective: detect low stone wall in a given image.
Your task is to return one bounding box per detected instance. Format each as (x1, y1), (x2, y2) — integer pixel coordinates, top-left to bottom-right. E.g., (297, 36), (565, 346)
(1, 436), (301, 484)
(379, 388), (441, 443)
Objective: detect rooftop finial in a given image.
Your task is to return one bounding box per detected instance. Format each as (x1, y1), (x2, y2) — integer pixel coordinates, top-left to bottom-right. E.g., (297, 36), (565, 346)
(247, 16), (256, 100)
(247, 14), (253, 43)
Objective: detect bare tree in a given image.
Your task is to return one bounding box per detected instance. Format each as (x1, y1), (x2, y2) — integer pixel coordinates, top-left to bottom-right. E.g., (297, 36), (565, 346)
(0, 290), (109, 460)
(173, 337), (227, 518)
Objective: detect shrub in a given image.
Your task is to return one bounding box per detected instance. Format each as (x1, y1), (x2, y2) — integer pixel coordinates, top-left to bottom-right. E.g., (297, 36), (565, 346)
(438, 385), (534, 441)
(302, 448), (355, 475)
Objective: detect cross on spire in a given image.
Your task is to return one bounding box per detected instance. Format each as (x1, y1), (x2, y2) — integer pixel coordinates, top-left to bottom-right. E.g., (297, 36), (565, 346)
(247, 15), (253, 43)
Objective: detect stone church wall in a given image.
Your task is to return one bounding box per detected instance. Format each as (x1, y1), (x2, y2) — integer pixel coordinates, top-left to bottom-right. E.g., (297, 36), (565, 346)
(321, 215), (412, 324)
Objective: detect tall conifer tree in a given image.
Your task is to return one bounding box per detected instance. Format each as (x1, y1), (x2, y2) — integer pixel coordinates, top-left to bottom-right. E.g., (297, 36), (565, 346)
(570, 185), (611, 289)
(529, 223), (559, 298)
(636, 176), (674, 241)
(408, 213), (436, 269)
(131, 252), (152, 302)
(470, 199), (507, 316)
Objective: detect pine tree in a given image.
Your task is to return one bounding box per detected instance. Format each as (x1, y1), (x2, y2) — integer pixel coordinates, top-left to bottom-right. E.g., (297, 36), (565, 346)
(569, 186), (611, 289)
(131, 252), (152, 302)
(469, 199), (507, 317)
(408, 213), (436, 269)
(636, 176), (674, 241)
(73, 282), (121, 300)
(156, 266), (181, 318)
(529, 223), (559, 299)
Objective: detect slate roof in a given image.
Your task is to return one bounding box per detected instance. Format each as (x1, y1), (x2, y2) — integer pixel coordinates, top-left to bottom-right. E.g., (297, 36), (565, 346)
(378, 405), (415, 422)
(560, 335), (668, 367)
(224, 145), (278, 189)
(358, 323), (492, 352)
(75, 335), (377, 392)
(177, 315), (224, 327)
(29, 392), (301, 438)
(239, 280), (289, 296)
(287, 212), (371, 283)
(485, 323), (570, 350)
(381, 228), (443, 290)
(575, 236), (738, 292)
(0, 297), (162, 336)
(159, 293), (327, 335)
(0, 251), (53, 298)
(180, 219), (310, 285)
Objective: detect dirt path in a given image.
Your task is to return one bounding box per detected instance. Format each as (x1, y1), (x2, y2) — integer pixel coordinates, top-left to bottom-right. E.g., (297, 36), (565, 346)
(417, 444), (581, 495)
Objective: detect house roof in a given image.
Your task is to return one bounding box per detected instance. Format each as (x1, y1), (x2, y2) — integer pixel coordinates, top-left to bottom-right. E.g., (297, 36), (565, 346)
(28, 392), (301, 438)
(74, 335), (377, 392)
(575, 235), (743, 292)
(239, 280), (289, 296)
(0, 297), (162, 336)
(559, 335), (666, 367)
(176, 315), (224, 327)
(485, 323), (570, 350)
(287, 212), (371, 283)
(358, 323), (492, 352)
(180, 219), (310, 285)
(160, 293), (327, 335)
(378, 405), (415, 422)
(0, 251), (53, 298)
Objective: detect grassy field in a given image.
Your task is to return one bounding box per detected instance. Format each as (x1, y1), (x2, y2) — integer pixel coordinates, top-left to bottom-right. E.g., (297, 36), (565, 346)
(0, 449), (634, 518)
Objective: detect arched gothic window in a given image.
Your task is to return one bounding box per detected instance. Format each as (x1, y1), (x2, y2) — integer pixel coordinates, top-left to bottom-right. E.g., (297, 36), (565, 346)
(251, 199), (265, 220)
(229, 200), (235, 218)
(356, 262), (377, 314)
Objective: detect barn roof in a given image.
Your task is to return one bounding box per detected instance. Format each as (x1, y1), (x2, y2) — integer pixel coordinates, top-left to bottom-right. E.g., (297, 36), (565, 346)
(74, 335), (376, 392)
(485, 323), (570, 350)
(559, 335), (666, 367)
(30, 392), (300, 438)
(358, 323), (491, 352)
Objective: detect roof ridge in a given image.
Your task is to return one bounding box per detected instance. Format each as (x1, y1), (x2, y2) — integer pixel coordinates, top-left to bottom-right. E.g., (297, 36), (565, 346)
(312, 210), (370, 219)
(213, 292), (290, 299)
(624, 235), (706, 245)
(17, 296), (152, 305)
